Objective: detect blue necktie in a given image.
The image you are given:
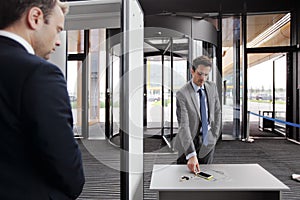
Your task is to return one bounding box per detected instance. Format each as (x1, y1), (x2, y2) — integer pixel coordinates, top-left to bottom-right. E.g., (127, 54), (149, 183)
(198, 88), (208, 145)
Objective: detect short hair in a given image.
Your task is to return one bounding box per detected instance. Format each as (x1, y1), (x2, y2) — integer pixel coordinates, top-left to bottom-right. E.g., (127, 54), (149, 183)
(57, 0), (69, 15)
(0, 0), (68, 29)
(191, 55), (212, 71)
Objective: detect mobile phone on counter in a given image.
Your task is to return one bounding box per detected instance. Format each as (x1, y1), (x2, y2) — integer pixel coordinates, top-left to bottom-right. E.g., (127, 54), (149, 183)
(196, 171), (213, 180)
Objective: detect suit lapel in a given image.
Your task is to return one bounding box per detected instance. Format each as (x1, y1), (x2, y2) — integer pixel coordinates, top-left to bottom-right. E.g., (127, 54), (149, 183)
(204, 82), (211, 121)
(188, 81), (201, 119)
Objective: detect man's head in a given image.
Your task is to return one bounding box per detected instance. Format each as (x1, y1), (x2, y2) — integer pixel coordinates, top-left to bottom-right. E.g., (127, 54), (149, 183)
(0, 0), (69, 59)
(191, 55), (212, 87)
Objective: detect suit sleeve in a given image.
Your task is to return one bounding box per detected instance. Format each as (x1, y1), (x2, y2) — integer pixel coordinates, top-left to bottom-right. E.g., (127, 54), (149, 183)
(22, 61), (85, 199)
(212, 83), (222, 139)
(176, 90), (196, 155)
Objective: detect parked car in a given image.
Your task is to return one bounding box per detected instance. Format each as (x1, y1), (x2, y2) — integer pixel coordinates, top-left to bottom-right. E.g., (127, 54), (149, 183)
(255, 94), (272, 100)
(148, 96), (161, 102)
(69, 95), (77, 102)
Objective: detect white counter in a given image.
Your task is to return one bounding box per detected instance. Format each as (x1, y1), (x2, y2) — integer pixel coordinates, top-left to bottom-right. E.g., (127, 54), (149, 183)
(150, 164), (289, 200)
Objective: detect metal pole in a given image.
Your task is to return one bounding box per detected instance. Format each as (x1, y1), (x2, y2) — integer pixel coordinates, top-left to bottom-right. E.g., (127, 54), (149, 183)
(242, 111), (254, 143)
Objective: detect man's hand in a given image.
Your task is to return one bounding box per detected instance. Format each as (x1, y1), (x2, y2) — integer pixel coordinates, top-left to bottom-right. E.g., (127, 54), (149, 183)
(187, 156), (200, 173)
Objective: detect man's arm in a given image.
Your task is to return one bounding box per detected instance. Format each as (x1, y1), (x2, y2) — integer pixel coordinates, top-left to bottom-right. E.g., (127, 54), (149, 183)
(176, 90), (196, 155)
(22, 61), (84, 199)
(213, 83), (222, 139)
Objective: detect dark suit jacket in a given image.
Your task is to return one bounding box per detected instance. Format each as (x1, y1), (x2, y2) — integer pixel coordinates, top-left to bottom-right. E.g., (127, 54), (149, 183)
(174, 80), (221, 158)
(0, 36), (85, 199)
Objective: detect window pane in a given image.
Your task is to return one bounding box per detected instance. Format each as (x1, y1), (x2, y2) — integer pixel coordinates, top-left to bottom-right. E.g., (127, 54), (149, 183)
(67, 30), (85, 54)
(247, 13), (290, 48)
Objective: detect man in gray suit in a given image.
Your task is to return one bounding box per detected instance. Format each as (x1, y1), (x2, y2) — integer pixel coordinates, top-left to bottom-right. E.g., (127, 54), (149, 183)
(175, 55), (221, 173)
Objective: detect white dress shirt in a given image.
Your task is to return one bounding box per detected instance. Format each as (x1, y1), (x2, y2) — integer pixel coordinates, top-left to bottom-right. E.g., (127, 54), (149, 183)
(0, 30), (34, 54)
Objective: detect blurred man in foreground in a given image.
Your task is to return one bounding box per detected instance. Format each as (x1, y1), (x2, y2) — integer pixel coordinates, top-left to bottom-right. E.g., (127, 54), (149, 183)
(0, 0), (85, 199)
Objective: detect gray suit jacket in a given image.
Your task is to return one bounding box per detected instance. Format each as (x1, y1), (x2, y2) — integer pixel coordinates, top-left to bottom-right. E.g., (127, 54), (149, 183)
(174, 80), (221, 158)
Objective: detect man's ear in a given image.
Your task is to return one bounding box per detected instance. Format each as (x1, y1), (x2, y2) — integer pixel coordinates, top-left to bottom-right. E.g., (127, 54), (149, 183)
(190, 67), (194, 74)
(27, 7), (44, 30)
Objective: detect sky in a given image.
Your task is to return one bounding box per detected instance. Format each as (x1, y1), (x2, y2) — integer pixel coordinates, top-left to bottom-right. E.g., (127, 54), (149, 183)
(248, 55), (286, 90)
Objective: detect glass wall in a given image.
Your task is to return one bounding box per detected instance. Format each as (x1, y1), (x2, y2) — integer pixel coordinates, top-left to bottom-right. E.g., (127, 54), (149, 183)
(246, 13), (290, 138)
(65, 13), (291, 142)
(67, 30), (85, 137)
(88, 29), (106, 139)
(222, 16), (242, 140)
(222, 12), (290, 140)
(67, 29), (107, 139)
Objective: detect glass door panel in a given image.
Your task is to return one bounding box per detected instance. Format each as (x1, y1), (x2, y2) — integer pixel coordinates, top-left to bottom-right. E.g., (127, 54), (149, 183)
(145, 36), (189, 148)
(88, 29), (106, 139)
(173, 57), (188, 126)
(111, 48), (120, 138)
(106, 43), (121, 141)
(146, 57), (162, 128)
(145, 38), (189, 130)
(274, 54), (287, 135)
(172, 39), (189, 128)
(222, 16), (242, 140)
(248, 53), (274, 134)
(67, 60), (82, 136)
(163, 56), (171, 139)
(247, 52), (286, 137)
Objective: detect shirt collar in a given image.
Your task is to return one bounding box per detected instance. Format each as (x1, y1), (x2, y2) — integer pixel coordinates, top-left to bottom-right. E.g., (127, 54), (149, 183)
(191, 80), (205, 92)
(0, 30), (35, 55)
